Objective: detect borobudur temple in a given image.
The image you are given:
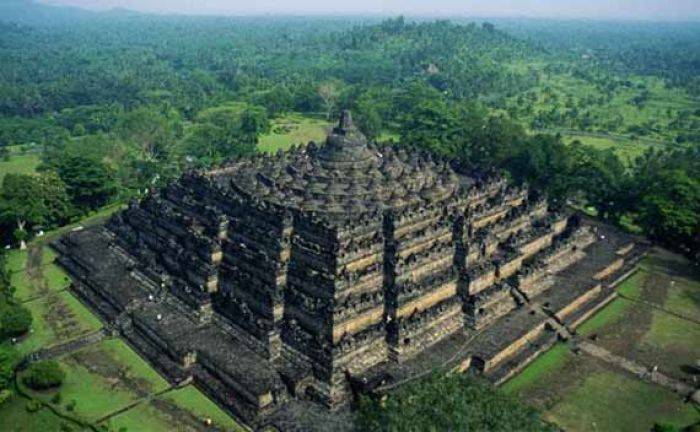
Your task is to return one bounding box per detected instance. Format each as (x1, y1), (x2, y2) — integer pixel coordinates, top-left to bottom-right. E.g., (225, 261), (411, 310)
(54, 111), (647, 430)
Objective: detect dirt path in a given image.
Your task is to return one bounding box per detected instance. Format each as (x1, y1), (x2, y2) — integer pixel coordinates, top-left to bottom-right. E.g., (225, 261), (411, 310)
(23, 243), (47, 301)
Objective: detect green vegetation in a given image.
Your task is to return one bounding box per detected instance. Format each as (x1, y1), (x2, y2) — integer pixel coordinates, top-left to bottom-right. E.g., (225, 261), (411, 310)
(0, 394), (70, 432)
(644, 310), (700, 357)
(509, 73), (697, 144)
(101, 401), (184, 432)
(163, 385), (245, 431)
(258, 115), (330, 153)
(21, 361), (65, 390)
(6, 249), (28, 274)
(546, 372), (698, 432)
(104, 385), (246, 432)
(576, 298), (633, 337)
(501, 344), (571, 396)
(507, 249), (700, 431)
(0, 219), (245, 431)
(357, 373), (555, 431)
(20, 339), (169, 422)
(615, 270), (646, 298)
(95, 339), (170, 392)
(17, 291), (102, 355)
(12, 262), (71, 302)
(0, 153), (40, 182)
(561, 134), (655, 163)
(0, 302), (32, 338)
(0, 6), (697, 257)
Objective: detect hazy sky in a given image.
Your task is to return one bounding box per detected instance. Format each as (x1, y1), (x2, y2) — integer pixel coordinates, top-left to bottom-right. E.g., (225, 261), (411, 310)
(41, 0), (700, 20)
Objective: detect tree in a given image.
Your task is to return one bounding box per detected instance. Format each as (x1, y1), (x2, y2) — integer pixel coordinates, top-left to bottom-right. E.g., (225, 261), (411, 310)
(115, 105), (182, 161)
(318, 81), (341, 120)
(356, 373), (555, 431)
(354, 87), (394, 141)
(37, 172), (74, 226)
(22, 360), (65, 390)
(53, 154), (117, 212)
(637, 169), (700, 250)
(184, 103), (268, 166)
(0, 174), (47, 249)
(0, 303), (32, 338)
(0, 343), (20, 390)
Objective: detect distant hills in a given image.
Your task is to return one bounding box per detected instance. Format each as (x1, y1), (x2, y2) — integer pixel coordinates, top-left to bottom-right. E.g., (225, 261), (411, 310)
(0, 0), (95, 25)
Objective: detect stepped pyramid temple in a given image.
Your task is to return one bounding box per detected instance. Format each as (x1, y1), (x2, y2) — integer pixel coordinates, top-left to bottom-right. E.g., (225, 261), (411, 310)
(55, 111), (646, 430)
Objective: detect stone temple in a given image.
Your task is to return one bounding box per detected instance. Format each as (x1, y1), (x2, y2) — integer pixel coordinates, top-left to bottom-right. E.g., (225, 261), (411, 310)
(55, 111), (646, 430)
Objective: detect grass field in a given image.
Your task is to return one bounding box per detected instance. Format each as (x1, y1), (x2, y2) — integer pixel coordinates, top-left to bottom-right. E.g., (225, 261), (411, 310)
(501, 343), (570, 395)
(576, 297), (633, 336)
(258, 114), (330, 153)
(12, 261), (71, 302)
(6, 249), (28, 273)
(104, 385), (246, 432)
(0, 393), (73, 432)
(19, 338), (170, 422)
(0, 152), (40, 182)
(503, 248), (700, 431)
(546, 371), (699, 432)
(163, 385), (245, 431)
(17, 290), (102, 355)
(561, 134), (653, 162)
(510, 69), (700, 149)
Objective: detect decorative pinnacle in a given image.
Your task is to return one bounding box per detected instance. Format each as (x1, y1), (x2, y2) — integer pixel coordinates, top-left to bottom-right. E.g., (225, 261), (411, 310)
(338, 110), (353, 130)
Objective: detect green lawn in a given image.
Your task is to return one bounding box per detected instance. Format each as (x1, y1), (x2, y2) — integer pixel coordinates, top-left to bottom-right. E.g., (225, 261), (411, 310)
(501, 343), (571, 396)
(101, 400), (180, 432)
(163, 385), (245, 431)
(96, 339), (169, 393)
(104, 385), (246, 432)
(0, 392), (72, 432)
(0, 152), (41, 182)
(6, 249), (28, 273)
(17, 290), (102, 355)
(42, 246), (58, 266)
(258, 114), (330, 153)
(644, 309), (700, 355)
(562, 134), (652, 163)
(20, 358), (136, 423)
(9, 267), (32, 300)
(504, 248), (700, 431)
(575, 297), (633, 336)
(13, 262), (71, 302)
(615, 269), (645, 298)
(546, 371), (699, 432)
(20, 339), (170, 423)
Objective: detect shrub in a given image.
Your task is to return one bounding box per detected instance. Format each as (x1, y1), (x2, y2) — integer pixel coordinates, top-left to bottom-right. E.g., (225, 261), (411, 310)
(0, 303), (32, 338)
(65, 399), (76, 411)
(22, 360), (65, 390)
(0, 343), (20, 389)
(51, 391), (62, 404)
(356, 373), (556, 432)
(0, 388), (12, 407)
(652, 424), (680, 432)
(25, 399), (42, 412)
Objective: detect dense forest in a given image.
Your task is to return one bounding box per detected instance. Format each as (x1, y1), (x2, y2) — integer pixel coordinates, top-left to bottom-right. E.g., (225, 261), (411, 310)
(0, 0), (698, 261)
